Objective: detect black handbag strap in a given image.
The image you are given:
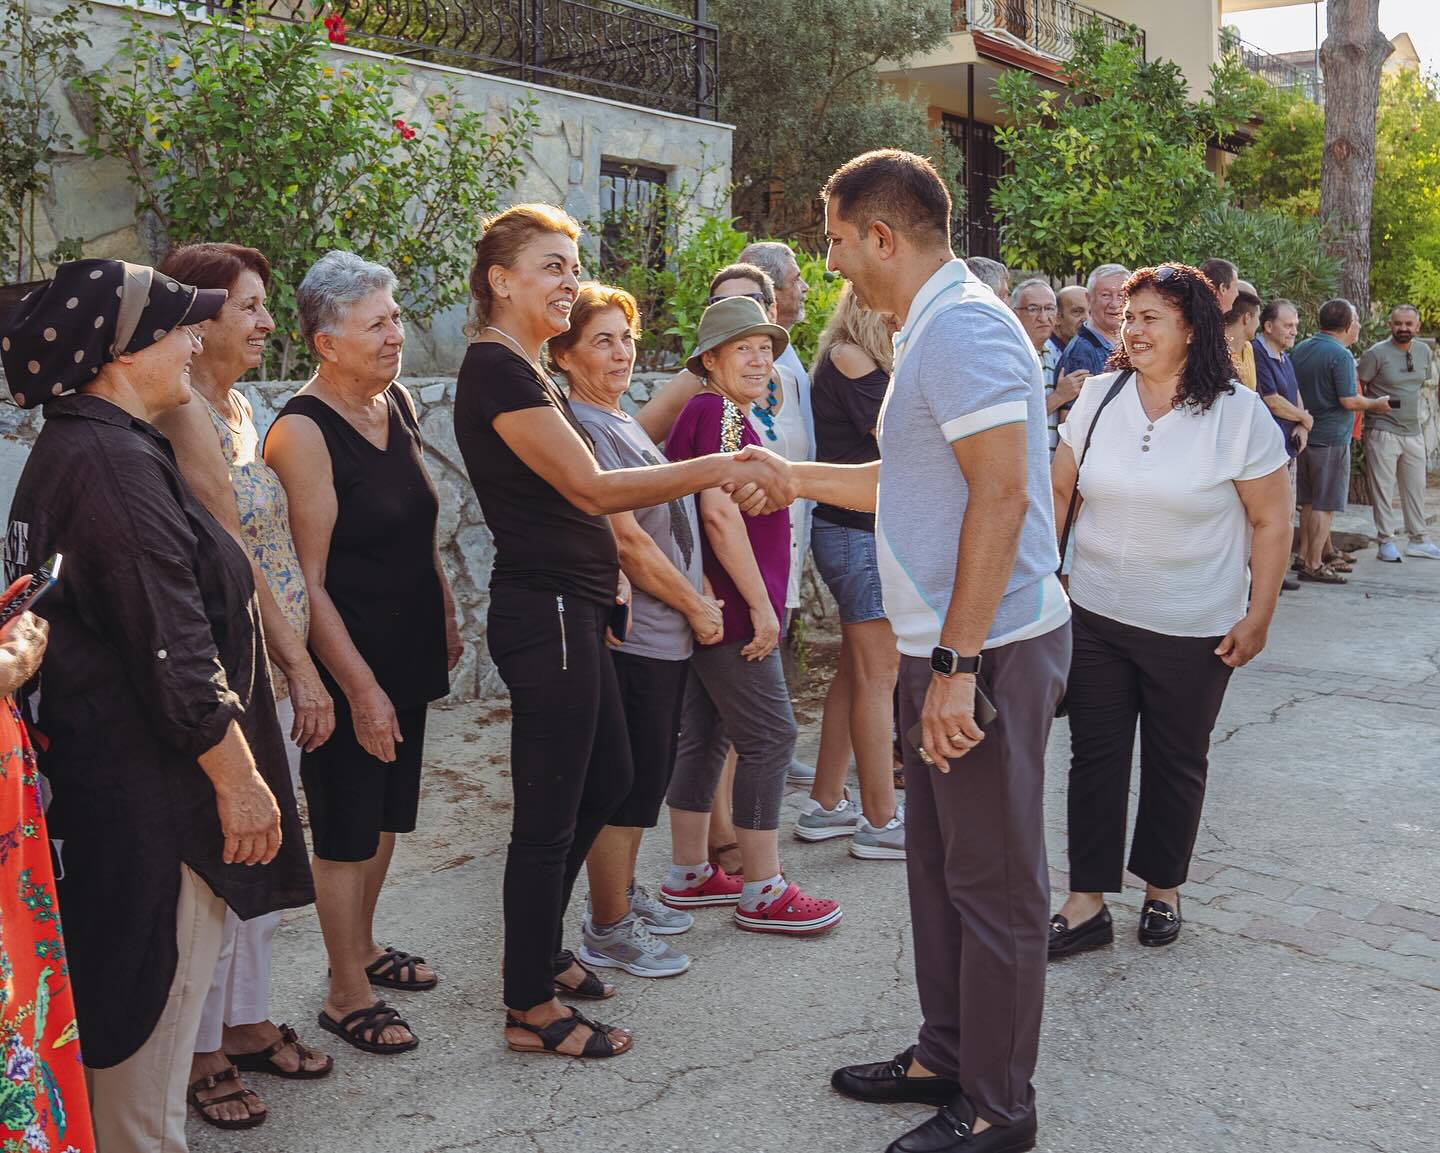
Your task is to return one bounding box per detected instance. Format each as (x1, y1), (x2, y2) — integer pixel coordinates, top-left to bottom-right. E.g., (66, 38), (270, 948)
(1056, 369), (1133, 572)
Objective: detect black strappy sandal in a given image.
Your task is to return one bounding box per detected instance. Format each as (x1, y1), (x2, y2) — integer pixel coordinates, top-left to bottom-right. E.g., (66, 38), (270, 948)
(365, 946), (438, 991)
(552, 950), (616, 1000)
(227, 1023), (334, 1079)
(316, 1000), (419, 1055)
(187, 1065), (266, 1130)
(504, 1008), (632, 1058)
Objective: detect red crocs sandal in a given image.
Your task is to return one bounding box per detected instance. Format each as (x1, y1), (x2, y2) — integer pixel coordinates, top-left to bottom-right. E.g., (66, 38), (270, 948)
(660, 863), (744, 908)
(733, 881), (843, 935)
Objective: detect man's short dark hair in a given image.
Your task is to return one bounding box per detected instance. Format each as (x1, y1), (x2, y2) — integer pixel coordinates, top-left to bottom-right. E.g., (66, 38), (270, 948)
(1259, 298), (1297, 328)
(823, 149), (951, 245)
(709, 262), (775, 304)
(1199, 258), (1237, 290)
(1223, 291), (1261, 325)
(1390, 303), (1421, 319)
(1318, 298), (1356, 332)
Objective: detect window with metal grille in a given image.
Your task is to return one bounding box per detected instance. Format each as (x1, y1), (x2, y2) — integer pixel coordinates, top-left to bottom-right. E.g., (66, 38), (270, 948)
(599, 161), (669, 272)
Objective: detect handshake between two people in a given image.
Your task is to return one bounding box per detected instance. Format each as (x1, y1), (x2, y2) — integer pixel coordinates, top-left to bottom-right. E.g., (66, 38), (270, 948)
(720, 444), (798, 515)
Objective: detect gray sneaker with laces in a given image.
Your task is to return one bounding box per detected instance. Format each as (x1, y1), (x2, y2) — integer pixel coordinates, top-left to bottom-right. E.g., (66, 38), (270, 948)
(628, 883), (694, 935)
(794, 789), (864, 841)
(849, 808), (906, 860)
(579, 914), (691, 978)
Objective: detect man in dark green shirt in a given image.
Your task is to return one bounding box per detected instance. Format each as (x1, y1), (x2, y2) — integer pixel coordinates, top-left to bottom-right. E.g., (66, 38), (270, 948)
(1290, 299), (1393, 582)
(1357, 305), (1440, 560)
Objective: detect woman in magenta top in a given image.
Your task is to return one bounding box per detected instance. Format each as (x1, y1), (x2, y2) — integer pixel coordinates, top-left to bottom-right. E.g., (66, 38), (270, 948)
(659, 296), (842, 937)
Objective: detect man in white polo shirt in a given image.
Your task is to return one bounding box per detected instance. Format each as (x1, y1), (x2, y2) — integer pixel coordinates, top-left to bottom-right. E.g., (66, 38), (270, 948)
(745, 149), (1070, 1153)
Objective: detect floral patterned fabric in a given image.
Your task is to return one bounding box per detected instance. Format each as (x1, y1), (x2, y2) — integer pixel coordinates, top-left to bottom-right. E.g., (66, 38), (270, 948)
(206, 393), (309, 699)
(0, 700), (94, 1153)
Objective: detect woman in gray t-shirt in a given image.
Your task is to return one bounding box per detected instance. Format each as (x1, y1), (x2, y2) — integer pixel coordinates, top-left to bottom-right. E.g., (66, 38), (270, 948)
(549, 284), (724, 979)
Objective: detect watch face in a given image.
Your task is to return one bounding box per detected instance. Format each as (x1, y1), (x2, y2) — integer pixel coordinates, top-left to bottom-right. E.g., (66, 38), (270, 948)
(930, 647), (956, 675)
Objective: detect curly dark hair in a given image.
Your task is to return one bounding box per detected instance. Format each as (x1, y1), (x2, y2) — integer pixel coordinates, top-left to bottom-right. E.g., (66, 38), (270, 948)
(1105, 263), (1236, 413)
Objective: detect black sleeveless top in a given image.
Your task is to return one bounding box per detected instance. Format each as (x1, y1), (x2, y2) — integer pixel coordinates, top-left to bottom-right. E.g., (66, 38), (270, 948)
(273, 386), (449, 707)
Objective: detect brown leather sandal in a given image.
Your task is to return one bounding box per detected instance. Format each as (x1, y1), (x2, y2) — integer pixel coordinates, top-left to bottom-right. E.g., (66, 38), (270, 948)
(187, 1065), (266, 1130)
(710, 841), (744, 877)
(226, 1023), (334, 1080)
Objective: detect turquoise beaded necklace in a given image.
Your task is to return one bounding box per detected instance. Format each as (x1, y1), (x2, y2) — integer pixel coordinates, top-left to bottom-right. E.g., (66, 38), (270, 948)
(750, 378), (779, 442)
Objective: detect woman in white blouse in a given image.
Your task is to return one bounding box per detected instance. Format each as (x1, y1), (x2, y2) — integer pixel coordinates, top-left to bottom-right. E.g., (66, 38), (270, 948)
(1047, 263), (1292, 956)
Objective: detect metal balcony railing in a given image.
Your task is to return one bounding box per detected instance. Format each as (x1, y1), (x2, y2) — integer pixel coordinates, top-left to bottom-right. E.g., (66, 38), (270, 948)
(955, 0), (1144, 63)
(197, 0), (719, 120)
(1219, 28), (1322, 105)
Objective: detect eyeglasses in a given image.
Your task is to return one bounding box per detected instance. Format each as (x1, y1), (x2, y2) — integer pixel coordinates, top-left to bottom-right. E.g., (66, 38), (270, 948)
(1155, 264), (1180, 283)
(1019, 305), (1058, 318)
(183, 325), (205, 350)
(708, 291), (771, 307)
(1406, 349), (1414, 372)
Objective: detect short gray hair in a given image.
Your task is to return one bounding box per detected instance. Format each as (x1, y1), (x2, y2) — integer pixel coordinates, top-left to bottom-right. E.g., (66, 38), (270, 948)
(1086, 263), (1131, 292)
(1009, 277), (1055, 308)
(965, 257), (1009, 294)
(738, 241), (798, 289)
(297, 251), (399, 356)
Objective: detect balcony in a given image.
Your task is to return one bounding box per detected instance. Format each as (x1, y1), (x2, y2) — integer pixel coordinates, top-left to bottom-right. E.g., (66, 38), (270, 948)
(225, 0), (719, 119)
(954, 0), (1144, 66)
(1219, 28), (1322, 104)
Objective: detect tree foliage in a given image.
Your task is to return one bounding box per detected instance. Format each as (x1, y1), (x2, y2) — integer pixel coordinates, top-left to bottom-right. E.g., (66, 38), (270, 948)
(78, 5), (536, 375)
(710, 0), (961, 240)
(1228, 69), (1440, 327)
(991, 24), (1264, 277)
(0, 0), (89, 281)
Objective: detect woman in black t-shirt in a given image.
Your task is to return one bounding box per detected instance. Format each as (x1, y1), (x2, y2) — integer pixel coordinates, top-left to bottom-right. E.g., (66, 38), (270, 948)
(453, 204), (786, 1059)
(803, 288), (904, 858)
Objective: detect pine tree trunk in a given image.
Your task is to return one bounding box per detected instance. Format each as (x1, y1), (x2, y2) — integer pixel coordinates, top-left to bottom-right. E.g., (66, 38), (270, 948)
(1319, 0), (1392, 316)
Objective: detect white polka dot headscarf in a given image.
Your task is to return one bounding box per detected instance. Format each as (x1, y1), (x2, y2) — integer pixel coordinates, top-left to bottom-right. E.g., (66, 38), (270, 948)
(0, 258), (226, 408)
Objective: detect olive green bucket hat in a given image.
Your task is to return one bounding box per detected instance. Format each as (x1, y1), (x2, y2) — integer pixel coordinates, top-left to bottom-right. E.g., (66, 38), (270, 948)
(685, 295), (789, 378)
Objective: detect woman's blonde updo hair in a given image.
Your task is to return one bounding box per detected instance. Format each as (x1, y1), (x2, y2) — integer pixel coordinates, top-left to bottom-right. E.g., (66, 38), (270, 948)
(815, 283), (894, 374)
(466, 203), (582, 338)
(545, 283), (642, 371)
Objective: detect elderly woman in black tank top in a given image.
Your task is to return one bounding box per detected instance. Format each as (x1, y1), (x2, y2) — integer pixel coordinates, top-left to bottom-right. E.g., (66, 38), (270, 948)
(265, 252), (461, 1057)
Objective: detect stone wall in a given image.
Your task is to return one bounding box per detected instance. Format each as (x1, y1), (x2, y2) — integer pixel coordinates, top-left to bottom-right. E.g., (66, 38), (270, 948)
(26, 0), (732, 375)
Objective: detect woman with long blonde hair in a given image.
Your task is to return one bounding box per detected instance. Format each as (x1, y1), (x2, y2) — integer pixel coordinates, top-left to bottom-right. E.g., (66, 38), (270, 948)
(793, 285), (905, 860)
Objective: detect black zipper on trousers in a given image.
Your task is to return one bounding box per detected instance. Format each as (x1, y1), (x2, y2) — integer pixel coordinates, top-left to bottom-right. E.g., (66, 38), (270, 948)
(556, 595), (568, 671)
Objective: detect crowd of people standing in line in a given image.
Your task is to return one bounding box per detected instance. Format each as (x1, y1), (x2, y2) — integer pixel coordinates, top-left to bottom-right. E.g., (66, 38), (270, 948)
(0, 143), (1430, 1153)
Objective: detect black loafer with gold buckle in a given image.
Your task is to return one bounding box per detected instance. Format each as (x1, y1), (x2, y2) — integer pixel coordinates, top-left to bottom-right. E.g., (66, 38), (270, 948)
(1138, 897), (1182, 947)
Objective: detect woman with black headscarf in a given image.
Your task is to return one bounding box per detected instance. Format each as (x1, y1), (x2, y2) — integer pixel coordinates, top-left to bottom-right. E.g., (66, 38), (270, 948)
(2, 259), (313, 1153)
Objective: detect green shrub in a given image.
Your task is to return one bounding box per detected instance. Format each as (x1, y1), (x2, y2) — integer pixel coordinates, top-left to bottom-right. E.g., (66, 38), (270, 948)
(78, 4), (536, 376)
(1178, 203), (1340, 324)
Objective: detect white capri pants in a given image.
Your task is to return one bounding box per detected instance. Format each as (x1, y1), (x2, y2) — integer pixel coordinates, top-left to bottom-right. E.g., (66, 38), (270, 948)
(194, 697), (303, 1052)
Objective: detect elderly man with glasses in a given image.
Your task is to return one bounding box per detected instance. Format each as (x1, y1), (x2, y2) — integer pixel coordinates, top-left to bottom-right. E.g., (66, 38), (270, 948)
(1011, 278), (1087, 457)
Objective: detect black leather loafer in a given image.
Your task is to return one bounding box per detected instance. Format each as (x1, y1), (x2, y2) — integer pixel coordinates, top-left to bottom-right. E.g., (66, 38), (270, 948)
(831, 1045), (960, 1107)
(885, 1092), (1037, 1153)
(1138, 897), (1182, 947)
(1047, 905), (1113, 959)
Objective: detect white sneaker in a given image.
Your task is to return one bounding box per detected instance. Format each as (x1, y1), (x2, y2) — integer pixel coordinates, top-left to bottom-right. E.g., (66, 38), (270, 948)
(1405, 540), (1440, 560)
(1377, 541), (1403, 563)
(794, 789), (863, 841)
(849, 808), (907, 861)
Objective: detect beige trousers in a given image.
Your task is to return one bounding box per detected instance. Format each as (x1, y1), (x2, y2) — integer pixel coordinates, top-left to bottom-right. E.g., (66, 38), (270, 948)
(87, 865), (227, 1153)
(1365, 429), (1430, 543)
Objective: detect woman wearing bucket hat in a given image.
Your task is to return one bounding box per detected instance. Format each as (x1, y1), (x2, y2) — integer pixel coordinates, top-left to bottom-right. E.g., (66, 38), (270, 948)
(1, 259), (314, 1153)
(453, 203), (794, 1060)
(658, 295), (843, 936)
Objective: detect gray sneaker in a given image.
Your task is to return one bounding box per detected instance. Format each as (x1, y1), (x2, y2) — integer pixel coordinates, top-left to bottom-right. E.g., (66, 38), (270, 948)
(786, 758), (817, 786)
(628, 883), (693, 935)
(579, 914), (691, 978)
(794, 789), (864, 841)
(849, 808), (906, 860)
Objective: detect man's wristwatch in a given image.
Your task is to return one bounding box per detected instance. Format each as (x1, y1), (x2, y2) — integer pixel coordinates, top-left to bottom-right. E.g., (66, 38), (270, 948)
(931, 646), (981, 677)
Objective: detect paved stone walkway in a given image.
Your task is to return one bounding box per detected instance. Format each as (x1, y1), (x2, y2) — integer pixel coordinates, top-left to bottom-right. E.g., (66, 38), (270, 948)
(192, 530), (1440, 1153)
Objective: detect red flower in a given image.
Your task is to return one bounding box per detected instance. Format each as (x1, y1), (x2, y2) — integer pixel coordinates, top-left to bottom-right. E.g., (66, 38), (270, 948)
(394, 118), (416, 140)
(323, 12), (346, 44)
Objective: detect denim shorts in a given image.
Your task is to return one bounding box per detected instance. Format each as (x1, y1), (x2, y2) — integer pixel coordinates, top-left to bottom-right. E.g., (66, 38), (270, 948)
(811, 519), (887, 625)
